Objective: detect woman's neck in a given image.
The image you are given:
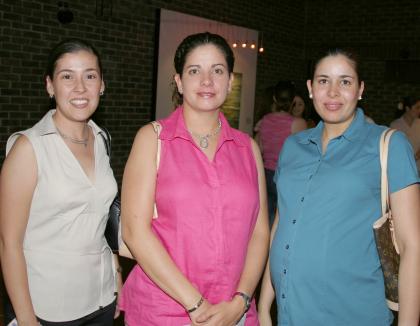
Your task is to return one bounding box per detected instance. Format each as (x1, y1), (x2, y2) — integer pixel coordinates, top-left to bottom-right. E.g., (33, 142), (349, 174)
(182, 107), (220, 135)
(403, 111), (415, 127)
(321, 113), (356, 153)
(52, 111), (89, 139)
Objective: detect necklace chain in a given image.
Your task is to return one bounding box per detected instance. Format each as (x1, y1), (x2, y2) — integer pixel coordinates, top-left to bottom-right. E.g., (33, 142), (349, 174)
(56, 125), (89, 147)
(188, 119), (222, 149)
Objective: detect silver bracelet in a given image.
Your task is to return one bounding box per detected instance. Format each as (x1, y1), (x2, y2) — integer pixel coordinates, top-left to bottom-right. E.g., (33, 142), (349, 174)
(187, 296), (204, 313)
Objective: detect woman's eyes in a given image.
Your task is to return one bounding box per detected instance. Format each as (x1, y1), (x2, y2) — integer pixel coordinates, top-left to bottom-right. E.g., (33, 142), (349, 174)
(317, 79), (352, 86)
(59, 73), (98, 80)
(187, 67), (225, 75)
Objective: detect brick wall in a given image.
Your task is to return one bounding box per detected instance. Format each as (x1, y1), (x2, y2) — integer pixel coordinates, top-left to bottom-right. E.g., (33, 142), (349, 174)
(0, 0), (305, 182)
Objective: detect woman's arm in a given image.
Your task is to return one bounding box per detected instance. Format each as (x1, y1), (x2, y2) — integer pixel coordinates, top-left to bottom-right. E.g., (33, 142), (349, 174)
(258, 210), (279, 326)
(121, 124), (209, 320)
(391, 184), (420, 326)
(196, 138), (270, 325)
(0, 136), (39, 326)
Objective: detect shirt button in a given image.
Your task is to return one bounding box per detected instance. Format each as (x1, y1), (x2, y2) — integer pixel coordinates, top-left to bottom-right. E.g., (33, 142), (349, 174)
(281, 294), (286, 299)
(292, 219), (296, 224)
(283, 269), (287, 274)
(285, 244), (289, 249)
(300, 197), (304, 202)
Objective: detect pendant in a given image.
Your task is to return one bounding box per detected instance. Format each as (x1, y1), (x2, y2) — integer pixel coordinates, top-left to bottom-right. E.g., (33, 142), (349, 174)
(199, 137), (209, 149)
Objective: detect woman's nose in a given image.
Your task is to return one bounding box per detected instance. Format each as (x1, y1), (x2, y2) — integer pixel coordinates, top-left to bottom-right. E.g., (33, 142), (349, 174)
(200, 72), (213, 86)
(327, 82), (339, 97)
(74, 76), (87, 92)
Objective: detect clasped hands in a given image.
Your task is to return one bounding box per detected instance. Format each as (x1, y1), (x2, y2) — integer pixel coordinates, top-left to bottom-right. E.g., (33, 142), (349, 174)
(189, 296), (246, 326)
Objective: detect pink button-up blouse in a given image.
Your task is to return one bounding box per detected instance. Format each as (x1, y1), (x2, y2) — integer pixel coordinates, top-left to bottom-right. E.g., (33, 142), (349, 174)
(120, 107), (260, 325)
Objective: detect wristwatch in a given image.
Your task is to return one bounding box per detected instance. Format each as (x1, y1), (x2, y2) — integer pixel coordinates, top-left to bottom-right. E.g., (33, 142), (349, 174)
(233, 291), (251, 312)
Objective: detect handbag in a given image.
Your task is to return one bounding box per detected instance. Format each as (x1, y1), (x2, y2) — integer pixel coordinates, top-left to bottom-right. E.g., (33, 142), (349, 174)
(373, 128), (399, 311)
(100, 127), (121, 253)
(101, 122), (161, 259)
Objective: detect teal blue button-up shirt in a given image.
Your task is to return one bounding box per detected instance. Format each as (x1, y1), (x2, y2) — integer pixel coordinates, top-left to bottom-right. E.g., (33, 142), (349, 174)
(271, 109), (419, 326)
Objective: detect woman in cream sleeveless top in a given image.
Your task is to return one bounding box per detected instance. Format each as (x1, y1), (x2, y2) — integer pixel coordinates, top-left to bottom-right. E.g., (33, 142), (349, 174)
(0, 39), (121, 326)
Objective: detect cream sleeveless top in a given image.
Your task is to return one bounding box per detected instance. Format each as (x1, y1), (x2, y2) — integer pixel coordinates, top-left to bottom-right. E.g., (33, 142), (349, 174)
(6, 110), (118, 321)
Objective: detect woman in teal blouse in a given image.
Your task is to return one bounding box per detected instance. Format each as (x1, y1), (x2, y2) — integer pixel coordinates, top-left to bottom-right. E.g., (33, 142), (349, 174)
(258, 49), (420, 326)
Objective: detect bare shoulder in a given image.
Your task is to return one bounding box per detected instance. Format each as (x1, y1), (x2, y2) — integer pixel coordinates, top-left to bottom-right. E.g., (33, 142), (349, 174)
(130, 123), (159, 151)
(1, 134), (37, 194)
(292, 117), (307, 133)
(3, 135), (36, 171)
(126, 123), (160, 170)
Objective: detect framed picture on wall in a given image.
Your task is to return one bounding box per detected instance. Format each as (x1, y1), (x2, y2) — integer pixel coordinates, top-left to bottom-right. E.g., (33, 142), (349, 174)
(222, 72), (242, 128)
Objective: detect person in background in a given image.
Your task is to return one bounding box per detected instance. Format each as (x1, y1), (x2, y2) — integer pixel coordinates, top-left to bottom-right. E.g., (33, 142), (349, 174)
(254, 82), (307, 226)
(0, 39), (121, 326)
(258, 48), (420, 326)
(391, 96), (420, 172)
(119, 32), (269, 325)
(290, 93), (316, 128)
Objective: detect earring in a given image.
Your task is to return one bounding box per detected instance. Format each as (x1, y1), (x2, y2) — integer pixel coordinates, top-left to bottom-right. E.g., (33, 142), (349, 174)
(309, 93), (313, 99)
(178, 88), (183, 95)
(49, 94), (54, 99)
(358, 96), (362, 100)
(100, 91), (104, 96)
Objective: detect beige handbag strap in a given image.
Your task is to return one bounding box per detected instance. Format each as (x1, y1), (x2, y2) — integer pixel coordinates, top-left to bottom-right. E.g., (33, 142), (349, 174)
(150, 121), (162, 219)
(379, 128), (399, 253)
(150, 121), (162, 167)
(379, 129), (395, 215)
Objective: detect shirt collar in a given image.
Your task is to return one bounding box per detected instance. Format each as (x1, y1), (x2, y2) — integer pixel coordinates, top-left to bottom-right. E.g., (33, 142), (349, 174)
(38, 109), (104, 137)
(298, 108), (368, 144)
(159, 106), (247, 147)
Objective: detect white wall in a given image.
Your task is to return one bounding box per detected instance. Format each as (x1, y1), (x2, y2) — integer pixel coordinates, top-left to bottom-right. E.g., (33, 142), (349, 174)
(155, 9), (258, 135)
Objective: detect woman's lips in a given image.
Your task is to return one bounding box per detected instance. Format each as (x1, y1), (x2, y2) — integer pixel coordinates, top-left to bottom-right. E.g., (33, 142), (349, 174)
(197, 92), (215, 98)
(324, 102), (342, 110)
(70, 98), (89, 107)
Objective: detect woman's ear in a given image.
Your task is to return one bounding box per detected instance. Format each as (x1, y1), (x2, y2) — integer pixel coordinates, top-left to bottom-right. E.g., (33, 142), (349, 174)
(46, 76), (54, 97)
(358, 81), (365, 100)
(306, 80), (313, 99)
(174, 74), (183, 94)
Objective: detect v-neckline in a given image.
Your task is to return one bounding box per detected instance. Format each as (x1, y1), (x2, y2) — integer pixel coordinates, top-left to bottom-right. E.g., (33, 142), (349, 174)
(58, 126), (97, 186)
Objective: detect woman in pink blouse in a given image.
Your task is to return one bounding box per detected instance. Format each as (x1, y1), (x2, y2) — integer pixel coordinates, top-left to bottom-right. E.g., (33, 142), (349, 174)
(119, 32), (269, 325)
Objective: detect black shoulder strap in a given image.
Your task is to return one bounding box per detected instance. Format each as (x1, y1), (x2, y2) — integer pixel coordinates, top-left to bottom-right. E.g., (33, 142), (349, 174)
(99, 127), (111, 157)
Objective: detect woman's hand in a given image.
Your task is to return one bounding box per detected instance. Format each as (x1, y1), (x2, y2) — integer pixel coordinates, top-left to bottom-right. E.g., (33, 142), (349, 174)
(192, 296), (245, 326)
(114, 266), (123, 319)
(189, 299), (212, 325)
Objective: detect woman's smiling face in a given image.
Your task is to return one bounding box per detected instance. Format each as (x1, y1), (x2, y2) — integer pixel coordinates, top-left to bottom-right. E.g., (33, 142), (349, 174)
(46, 49), (104, 122)
(307, 54), (364, 129)
(174, 44), (233, 113)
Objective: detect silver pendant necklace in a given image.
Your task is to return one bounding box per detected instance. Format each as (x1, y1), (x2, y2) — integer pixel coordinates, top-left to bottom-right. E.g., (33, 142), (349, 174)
(188, 119), (222, 149)
(56, 125), (89, 147)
